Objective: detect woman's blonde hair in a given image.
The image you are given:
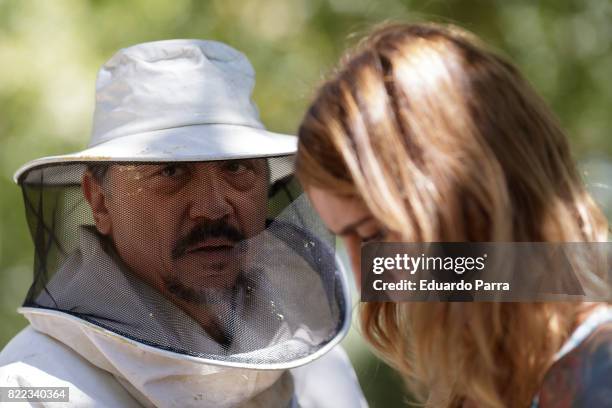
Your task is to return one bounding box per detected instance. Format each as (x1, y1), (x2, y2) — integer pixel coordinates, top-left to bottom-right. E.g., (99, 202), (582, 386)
(296, 22), (609, 407)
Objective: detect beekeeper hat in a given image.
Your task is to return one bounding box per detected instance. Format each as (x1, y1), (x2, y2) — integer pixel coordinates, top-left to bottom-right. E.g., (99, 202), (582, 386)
(13, 39), (351, 371)
(14, 39), (296, 183)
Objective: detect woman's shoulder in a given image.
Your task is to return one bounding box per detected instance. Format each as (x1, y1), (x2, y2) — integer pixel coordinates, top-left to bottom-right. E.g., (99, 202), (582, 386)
(538, 321), (612, 407)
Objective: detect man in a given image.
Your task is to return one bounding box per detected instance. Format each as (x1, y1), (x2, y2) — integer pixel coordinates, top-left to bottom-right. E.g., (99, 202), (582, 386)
(0, 40), (365, 407)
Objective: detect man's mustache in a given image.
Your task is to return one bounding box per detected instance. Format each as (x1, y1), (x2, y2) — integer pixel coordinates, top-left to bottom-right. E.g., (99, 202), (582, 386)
(172, 220), (246, 259)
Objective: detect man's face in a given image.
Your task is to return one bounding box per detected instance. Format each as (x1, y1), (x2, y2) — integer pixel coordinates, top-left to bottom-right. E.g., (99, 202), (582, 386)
(83, 160), (269, 304)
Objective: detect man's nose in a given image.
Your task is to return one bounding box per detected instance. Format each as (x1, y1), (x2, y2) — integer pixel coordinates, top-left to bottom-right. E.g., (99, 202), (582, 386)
(186, 173), (233, 220)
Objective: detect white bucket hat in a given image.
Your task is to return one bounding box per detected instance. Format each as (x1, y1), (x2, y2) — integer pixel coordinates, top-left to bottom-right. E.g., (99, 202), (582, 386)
(14, 39), (296, 183)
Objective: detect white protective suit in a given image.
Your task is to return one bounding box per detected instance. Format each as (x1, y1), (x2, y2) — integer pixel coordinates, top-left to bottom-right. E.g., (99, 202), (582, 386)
(0, 227), (367, 408)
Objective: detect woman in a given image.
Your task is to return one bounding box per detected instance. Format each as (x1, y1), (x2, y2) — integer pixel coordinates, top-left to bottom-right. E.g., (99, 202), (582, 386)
(296, 23), (611, 407)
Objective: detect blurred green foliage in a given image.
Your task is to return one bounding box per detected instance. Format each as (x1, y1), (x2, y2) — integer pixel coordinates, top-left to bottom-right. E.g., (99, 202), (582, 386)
(0, 0), (610, 406)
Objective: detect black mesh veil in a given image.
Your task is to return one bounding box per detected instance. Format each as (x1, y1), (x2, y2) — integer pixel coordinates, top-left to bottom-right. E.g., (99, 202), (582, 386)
(17, 155), (349, 368)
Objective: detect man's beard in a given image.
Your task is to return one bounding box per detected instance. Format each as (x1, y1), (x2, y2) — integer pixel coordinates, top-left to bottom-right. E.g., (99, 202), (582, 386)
(162, 274), (239, 305)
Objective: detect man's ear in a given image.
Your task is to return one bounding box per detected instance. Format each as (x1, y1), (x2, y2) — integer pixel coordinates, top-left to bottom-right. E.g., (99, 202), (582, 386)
(82, 170), (112, 235)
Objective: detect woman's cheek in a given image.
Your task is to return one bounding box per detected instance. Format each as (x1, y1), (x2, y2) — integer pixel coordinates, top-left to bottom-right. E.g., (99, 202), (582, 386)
(343, 235), (362, 289)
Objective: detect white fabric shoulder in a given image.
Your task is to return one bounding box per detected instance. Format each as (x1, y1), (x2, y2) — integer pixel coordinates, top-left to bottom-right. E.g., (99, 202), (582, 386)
(0, 326), (143, 407)
(0, 325), (365, 408)
(291, 345), (368, 408)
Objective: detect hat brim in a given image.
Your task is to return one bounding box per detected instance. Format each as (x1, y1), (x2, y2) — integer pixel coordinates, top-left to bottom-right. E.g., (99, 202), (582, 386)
(14, 124), (297, 183)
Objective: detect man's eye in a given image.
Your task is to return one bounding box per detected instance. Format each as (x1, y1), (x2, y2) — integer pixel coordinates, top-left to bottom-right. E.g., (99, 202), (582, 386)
(160, 164), (187, 177)
(223, 161), (248, 173)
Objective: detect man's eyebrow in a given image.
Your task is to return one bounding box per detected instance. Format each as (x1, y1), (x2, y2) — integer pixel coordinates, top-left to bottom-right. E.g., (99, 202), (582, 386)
(336, 215), (373, 236)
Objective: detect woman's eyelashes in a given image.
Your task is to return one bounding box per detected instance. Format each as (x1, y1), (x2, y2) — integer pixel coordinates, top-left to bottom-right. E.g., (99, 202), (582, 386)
(361, 229), (387, 243)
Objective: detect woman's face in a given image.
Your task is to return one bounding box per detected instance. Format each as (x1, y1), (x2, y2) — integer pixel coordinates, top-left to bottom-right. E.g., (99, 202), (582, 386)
(307, 186), (386, 288)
